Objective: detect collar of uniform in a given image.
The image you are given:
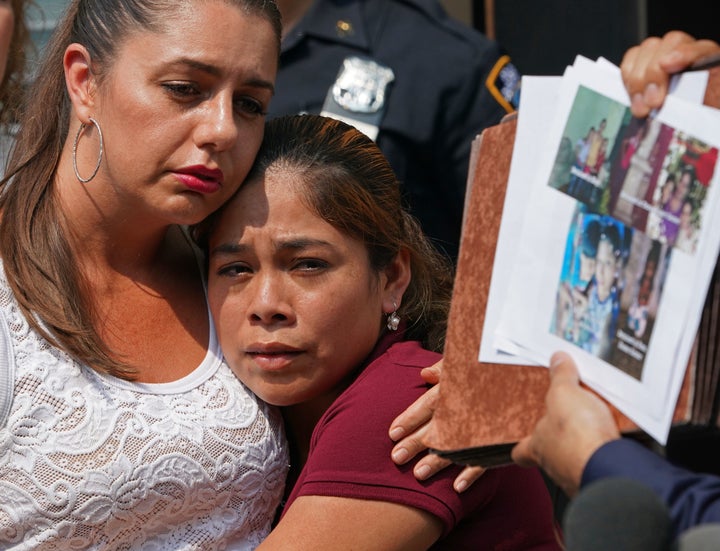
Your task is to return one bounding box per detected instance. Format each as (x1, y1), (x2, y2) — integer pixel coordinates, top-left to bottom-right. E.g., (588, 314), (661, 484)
(282, 0), (370, 53)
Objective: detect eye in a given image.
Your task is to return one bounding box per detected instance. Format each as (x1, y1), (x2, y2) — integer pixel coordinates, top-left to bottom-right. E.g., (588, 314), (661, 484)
(216, 262), (253, 278)
(162, 82), (202, 100)
(234, 95), (267, 117)
(293, 258), (329, 273)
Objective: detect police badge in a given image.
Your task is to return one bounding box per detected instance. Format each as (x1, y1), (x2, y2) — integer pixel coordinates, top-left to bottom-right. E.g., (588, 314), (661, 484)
(320, 56), (395, 141)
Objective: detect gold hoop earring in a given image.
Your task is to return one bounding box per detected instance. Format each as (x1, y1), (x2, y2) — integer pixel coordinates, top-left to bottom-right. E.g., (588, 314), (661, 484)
(72, 117), (104, 183)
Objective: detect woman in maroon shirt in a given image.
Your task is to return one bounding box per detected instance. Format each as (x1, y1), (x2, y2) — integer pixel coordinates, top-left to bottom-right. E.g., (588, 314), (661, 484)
(199, 114), (561, 550)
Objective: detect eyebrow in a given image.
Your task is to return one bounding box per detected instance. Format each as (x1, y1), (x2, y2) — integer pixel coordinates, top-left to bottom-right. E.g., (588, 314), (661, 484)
(209, 242), (249, 257)
(173, 57), (275, 93)
(209, 237), (333, 258)
(277, 238), (333, 251)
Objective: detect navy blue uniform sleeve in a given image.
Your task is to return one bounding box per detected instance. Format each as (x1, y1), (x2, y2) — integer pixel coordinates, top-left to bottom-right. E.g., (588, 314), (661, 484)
(433, 43), (515, 221)
(582, 438), (720, 537)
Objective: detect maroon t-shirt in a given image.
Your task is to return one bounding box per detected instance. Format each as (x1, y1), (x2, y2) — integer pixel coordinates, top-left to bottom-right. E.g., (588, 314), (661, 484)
(281, 332), (561, 550)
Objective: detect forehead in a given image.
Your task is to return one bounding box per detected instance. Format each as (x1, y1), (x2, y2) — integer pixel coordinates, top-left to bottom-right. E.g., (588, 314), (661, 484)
(221, 169), (309, 225)
(118, 2), (278, 68)
(211, 168), (357, 253)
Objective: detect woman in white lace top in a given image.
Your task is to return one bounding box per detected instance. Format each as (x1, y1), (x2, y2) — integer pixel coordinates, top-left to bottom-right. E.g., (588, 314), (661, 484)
(0, 0), (289, 548)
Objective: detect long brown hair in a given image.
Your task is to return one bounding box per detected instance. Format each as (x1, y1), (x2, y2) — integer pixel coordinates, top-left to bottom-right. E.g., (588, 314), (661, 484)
(0, 0), (282, 378)
(199, 115), (454, 352)
(0, 0), (33, 126)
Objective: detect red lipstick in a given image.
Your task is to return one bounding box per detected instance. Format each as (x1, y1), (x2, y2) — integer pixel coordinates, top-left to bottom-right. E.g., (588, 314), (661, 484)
(175, 165), (224, 194)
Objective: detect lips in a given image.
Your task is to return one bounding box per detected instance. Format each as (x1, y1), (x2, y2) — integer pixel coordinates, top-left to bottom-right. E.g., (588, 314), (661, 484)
(175, 166), (224, 194)
(246, 344), (302, 372)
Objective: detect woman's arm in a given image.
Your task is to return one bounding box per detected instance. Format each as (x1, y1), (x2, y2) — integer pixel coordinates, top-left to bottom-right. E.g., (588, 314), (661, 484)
(257, 495), (442, 550)
(265, 348), (487, 550)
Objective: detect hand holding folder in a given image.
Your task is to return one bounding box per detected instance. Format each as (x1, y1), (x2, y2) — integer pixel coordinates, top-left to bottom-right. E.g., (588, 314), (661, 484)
(422, 63), (720, 468)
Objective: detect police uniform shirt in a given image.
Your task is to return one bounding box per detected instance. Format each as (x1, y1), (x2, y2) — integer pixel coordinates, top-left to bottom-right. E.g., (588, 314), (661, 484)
(271, 0), (520, 260)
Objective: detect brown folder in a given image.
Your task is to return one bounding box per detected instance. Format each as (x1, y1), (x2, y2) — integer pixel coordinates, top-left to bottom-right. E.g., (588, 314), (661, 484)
(423, 68), (720, 467)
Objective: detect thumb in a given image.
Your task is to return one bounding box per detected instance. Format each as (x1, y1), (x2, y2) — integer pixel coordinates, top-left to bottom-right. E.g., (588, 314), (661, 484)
(510, 437), (537, 467)
(549, 351), (580, 386)
(420, 363), (441, 385)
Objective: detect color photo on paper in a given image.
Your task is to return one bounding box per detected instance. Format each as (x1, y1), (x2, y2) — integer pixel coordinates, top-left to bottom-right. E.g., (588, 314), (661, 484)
(609, 120), (716, 254)
(547, 85), (629, 212)
(548, 85), (718, 256)
(550, 207), (669, 380)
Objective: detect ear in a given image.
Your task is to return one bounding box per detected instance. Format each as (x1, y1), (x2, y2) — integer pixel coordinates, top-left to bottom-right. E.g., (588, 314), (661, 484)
(381, 248), (411, 313)
(63, 43), (96, 122)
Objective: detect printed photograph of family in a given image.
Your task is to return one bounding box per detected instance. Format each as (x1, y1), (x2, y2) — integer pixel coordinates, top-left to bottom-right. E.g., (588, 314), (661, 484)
(548, 86), (718, 256)
(550, 208), (670, 380)
(547, 85), (719, 380)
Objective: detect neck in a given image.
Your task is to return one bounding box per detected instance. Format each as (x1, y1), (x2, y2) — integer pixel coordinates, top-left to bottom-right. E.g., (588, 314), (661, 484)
(281, 392), (338, 467)
(281, 345), (378, 470)
(54, 154), (176, 277)
(276, 0), (316, 38)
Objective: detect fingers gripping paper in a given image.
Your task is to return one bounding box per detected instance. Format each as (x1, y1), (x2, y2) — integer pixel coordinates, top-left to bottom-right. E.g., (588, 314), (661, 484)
(423, 66), (720, 466)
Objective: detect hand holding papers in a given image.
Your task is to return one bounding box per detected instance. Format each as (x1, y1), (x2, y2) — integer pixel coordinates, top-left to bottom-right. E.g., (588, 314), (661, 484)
(422, 56), (720, 467)
(493, 57), (720, 444)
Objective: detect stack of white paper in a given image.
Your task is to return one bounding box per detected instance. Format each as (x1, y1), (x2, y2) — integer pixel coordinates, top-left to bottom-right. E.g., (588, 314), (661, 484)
(482, 57), (720, 444)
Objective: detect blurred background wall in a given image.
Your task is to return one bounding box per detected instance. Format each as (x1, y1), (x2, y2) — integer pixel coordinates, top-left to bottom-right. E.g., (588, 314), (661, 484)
(443, 0), (719, 75)
(26, 1), (720, 77)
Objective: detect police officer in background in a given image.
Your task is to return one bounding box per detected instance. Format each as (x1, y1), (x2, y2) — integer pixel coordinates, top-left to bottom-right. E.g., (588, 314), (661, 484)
(271, 0), (521, 261)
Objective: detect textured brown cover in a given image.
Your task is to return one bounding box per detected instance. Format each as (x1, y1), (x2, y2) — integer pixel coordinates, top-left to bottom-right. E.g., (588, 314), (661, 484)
(423, 72), (720, 465)
(423, 116), (549, 456)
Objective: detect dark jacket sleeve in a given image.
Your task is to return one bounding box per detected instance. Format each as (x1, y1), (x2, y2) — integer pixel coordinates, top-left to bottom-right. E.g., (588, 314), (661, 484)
(582, 438), (720, 537)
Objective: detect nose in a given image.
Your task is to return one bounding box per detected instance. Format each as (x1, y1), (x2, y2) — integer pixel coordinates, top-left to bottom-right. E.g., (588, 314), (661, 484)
(195, 92), (239, 152)
(248, 271), (295, 326)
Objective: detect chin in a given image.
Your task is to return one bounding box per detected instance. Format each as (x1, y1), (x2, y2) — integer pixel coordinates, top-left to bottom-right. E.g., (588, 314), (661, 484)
(256, 392), (298, 407)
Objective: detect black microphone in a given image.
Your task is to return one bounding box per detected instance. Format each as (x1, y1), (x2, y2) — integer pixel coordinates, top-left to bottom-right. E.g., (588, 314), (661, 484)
(563, 477), (673, 550)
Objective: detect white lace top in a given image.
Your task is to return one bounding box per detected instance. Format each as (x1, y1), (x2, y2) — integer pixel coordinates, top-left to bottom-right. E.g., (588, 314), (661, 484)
(0, 264), (289, 550)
